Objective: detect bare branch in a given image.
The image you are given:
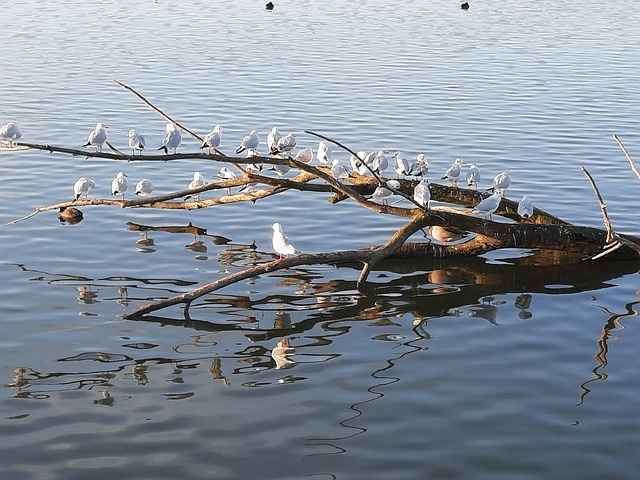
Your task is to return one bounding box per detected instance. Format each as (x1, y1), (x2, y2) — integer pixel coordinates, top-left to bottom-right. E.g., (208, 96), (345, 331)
(613, 133), (640, 182)
(581, 166), (615, 243)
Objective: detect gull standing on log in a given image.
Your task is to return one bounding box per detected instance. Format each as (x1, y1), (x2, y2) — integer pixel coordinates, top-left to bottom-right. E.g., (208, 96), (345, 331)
(236, 130), (259, 156)
(442, 157), (464, 187)
(517, 195), (534, 219)
(413, 178), (430, 208)
(111, 171), (128, 200)
(135, 179), (154, 197)
(490, 172), (511, 196)
(472, 192), (502, 219)
(186, 172), (206, 201)
(0, 122), (22, 147)
(294, 146), (313, 164)
(271, 222), (300, 259)
(317, 141), (332, 165)
(73, 177), (96, 201)
(266, 127), (281, 154)
(158, 123), (182, 154)
(128, 129), (146, 155)
(271, 132), (296, 156)
(200, 125), (224, 154)
(83, 123), (108, 153)
(466, 163), (481, 188)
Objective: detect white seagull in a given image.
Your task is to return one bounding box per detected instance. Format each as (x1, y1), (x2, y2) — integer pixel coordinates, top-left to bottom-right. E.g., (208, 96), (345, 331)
(83, 123), (108, 153)
(217, 166), (237, 195)
(271, 222), (300, 259)
(294, 146), (313, 164)
(394, 151), (410, 177)
(186, 172), (206, 201)
(158, 123), (182, 154)
(134, 179), (154, 197)
(0, 122), (22, 147)
(413, 178), (430, 208)
(266, 127), (281, 154)
(466, 163), (481, 188)
(409, 153), (429, 177)
(350, 151), (368, 175)
(200, 125), (224, 154)
(317, 141), (333, 165)
(490, 172), (511, 195)
(111, 171), (128, 199)
(370, 185), (394, 205)
(236, 130), (260, 156)
(517, 195), (534, 219)
(441, 157), (464, 187)
(371, 150), (389, 177)
(127, 129), (146, 155)
(331, 158), (349, 179)
(472, 192), (502, 219)
(73, 177), (96, 201)
(271, 132), (296, 156)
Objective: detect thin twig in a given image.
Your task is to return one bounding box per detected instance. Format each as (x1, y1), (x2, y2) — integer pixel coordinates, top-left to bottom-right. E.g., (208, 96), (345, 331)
(613, 134), (640, 182)
(112, 79), (204, 143)
(581, 166), (615, 243)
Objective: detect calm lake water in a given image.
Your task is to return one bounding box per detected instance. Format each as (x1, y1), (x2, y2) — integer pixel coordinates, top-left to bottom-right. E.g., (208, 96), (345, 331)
(1, 0), (639, 478)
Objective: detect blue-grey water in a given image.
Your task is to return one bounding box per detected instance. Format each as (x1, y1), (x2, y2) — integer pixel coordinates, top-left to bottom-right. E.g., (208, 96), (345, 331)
(1, 0), (639, 478)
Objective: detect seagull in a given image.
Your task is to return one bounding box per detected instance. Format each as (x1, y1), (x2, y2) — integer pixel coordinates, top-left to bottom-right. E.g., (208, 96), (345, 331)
(158, 123), (182, 154)
(466, 163), (481, 188)
(127, 129), (145, 155)
(331, 158), (349, 179)
(370, 185), (394, 205)
(186, 172), (206, 201)
(428, 226), (466, 245)
(271, 132), (296, 156)
(200, 125), (224, 154)
(489, 172), (511, 195)
(350, 151), (368, 175)
(83, 123), (108, 153)
(371, 151), (389, 177)
(317, 141), (332, 165)
(217, 166), (237, 195)
(409, 153), (429, 177)
(294, 146), (313, 164)
(236, 130), (259, 156)
(471, 192), (502, 219)
(413, 178), (430, 208)
(134, 179), (154, 197)
(111, 171), (128, 200)
(394, 151), (410, 177)
(441, 157), (464, 187)
(266, 127), (281, 154)
(0, 122), (22, 147)
(271, 163), (290, 178)
(271, 222), (300, 259)
(73, 177), (96, 201)
(517, 195), (534, 219)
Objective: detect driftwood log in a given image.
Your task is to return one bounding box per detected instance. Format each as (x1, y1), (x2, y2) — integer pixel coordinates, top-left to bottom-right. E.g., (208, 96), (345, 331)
(3, 80), (639, 320)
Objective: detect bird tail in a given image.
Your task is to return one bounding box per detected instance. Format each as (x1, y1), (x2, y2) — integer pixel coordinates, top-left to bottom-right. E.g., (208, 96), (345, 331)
(236, 146), (245, 155)
(158, 146), (168, 154)
(82, 142), (90, 148)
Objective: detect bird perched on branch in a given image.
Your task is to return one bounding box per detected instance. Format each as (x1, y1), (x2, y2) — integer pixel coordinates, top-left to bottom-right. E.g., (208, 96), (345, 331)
(271, 222), (300, 259)
(466, 163), (481, 188)
(472, 192), (502, 219)
(185, 172), (206, 201)
(489, 172), (511, 196)
(127, 129), (145, 155)
(317, 141), (333, 165)
(413, 178), (430, 208)
(266, 126), (281, 154)
(73, 177), (96, 201)
(134, 179), (154, 198)
(111, 171), (128, 200)
(158, 123), (181, 154)
(442, 157), (464, 187)
(236, 130), (259, 156)
(517, 195), (534, 219)
(0, 122), (22, 147)
(83, 123), (108, 153)
(200, 125), (224, 154)
(428, 226), (466, 245)
(294, 146), (313, 164)
(271, 132), (296, 156)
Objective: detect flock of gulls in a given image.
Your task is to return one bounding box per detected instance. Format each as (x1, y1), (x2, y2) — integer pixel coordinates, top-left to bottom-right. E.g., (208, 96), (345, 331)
(1, 120), (534, 258)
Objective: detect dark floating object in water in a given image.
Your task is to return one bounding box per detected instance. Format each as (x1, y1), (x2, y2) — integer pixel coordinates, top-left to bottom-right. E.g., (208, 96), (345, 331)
(58, 206), (84, 224)
(265, 2), (274, 10)
(461, 2), (470, 9)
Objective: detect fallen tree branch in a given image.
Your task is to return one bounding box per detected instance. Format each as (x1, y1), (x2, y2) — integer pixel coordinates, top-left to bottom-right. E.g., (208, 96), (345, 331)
(613, 134), (640, 182)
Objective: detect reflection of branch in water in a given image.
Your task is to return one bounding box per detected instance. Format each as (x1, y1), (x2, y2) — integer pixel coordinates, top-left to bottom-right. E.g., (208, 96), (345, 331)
(306, 328), (423, 456)
(577, 296), (640, 406)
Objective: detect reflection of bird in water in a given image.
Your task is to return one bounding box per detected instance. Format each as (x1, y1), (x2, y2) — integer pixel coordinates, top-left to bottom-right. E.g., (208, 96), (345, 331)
(271, 337), (296, 369)
(58, 206), (83, 224)
(185, 240), (207, 253)
(77, 286), (98, 304)
(427, 268), (460, 285)
(93, 389), (115, 406)
(468, 297), (500, 325)
(209, 357), (231, 386)
(428, 225), (466, 245)
(117, 286), (129, 307)
(274, 310), (292, 329)
(136, 231), (155, 247)
(515, 293), (533, 319)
